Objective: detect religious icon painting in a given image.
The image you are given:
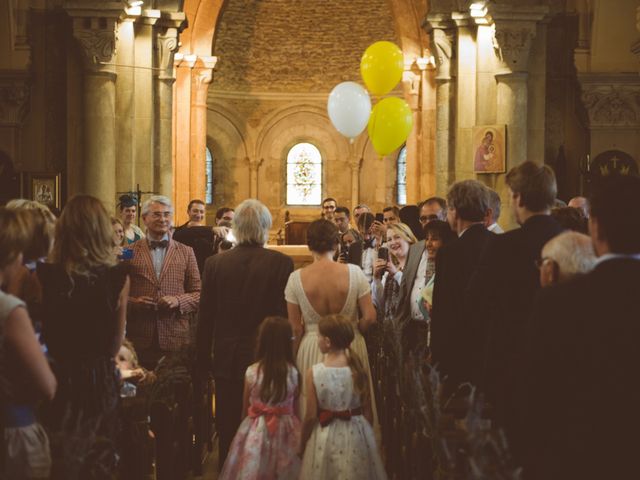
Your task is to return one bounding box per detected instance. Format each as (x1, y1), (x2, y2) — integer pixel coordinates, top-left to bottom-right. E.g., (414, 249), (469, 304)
(472, 125), (506, 174)
(26, 172), (61, 209)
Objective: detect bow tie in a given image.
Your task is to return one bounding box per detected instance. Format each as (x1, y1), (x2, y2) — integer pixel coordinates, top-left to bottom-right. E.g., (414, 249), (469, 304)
(149, 240), (168, 250)
(364, 239), (375, 249)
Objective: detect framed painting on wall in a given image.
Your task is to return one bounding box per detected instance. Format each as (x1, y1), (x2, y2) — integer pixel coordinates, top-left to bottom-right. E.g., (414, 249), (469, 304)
(472, 125), (506, 173)
(23, 172), (61, 210)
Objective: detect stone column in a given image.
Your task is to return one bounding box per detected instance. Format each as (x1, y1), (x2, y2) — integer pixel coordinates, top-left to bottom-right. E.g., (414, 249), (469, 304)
(633, 6), (640, 69)
(0, 75), (30, 170)
(154, 13), (184, 198)
(403, 64), (422, 205)
(490, 5), (547, 229)
(247, 157), (263, 198)
(425, 14), (456, 194)
(66, 4), (123, 208)
(190, 56), (216, 204)
(349, 158), (362, 211)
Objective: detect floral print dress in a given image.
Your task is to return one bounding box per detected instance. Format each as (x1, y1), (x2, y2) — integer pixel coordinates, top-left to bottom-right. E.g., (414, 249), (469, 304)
(219, 363), (301, 480)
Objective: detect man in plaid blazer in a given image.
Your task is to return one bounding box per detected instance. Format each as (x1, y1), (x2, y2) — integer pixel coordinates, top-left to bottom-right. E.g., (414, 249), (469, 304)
(127, 195), (201, 369)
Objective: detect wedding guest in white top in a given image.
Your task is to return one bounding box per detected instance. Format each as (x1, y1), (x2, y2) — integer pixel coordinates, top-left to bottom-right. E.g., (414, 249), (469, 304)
(371, 222), (417, 322)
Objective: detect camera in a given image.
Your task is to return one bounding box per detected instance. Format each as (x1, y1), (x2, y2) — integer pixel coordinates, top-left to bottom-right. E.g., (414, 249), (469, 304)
(377, 246), (389, 262)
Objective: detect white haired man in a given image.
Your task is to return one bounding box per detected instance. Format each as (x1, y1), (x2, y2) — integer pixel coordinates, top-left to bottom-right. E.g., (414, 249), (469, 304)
(196, 199), (294, 467)
(537, 231), (596, 287)
(126, 195), (201, 369)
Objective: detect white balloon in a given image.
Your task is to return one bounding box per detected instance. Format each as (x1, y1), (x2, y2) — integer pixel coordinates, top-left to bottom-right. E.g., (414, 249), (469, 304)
(327, 82), (372, 140)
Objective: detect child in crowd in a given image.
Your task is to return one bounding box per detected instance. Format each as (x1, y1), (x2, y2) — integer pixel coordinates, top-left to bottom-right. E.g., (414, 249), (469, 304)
(0, 208), (57, 479)
(115, 339), (149, 383)
(300, 314), (387, 479)
(219, 317), (301, 479)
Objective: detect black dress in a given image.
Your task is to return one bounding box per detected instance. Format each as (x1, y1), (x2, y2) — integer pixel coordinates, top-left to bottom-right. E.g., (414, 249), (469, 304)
(38, 262), (128, 431)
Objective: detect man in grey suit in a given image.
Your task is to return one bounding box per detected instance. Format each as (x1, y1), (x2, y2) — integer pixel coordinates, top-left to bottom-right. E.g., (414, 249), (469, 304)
(196, 199), (294, 467)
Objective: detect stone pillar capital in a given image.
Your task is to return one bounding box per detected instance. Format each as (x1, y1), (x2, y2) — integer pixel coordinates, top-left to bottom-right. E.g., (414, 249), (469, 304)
(489, 5), (548, 74)
(192, 60), (216, 107)
(0, 75), (31, 127)
(247, 157), (264, 171)
(579, 73), (640, 127)
(155, 27), (180, 83)
(424, 15), (456, 81)
(348, 158), (362, 172)
(64, 2), (125, 77)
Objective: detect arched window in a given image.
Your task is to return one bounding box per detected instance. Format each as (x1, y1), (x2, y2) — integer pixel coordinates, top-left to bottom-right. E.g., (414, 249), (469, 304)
(286, 142), (322, 205)
(205, 147), (213, 204)
(397, 145), (407, 205)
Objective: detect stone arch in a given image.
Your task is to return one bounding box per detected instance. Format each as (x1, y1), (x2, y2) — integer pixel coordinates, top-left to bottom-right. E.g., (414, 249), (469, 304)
(254, 106), (350, 224)
(176, 0), (435, 220)
(206, 104), (250, 205)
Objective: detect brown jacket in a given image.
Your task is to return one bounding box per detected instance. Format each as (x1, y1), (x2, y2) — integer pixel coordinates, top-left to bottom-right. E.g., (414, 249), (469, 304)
(127, 238), (201, 351)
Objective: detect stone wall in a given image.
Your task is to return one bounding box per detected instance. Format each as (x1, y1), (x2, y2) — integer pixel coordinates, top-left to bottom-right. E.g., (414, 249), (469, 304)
(214, 0), (398, 93)
(208, 0), (405, 230)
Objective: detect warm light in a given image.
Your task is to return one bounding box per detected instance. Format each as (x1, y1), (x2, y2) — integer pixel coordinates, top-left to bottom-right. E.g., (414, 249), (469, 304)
(470, 2), (487, 18)
(183, 54), (197, 68)
(128, 0), (144, 6)
(416, 56), (435, 70)
(124, 6), (141, 16)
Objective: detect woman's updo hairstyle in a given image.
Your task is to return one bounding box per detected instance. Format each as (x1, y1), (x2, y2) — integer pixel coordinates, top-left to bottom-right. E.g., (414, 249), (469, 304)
(306, 219), (339, 253)
(423, 220), (456, 245)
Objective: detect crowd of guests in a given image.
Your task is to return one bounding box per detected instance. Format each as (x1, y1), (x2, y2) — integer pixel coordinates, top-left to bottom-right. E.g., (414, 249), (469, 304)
(1, 160), (639, 480)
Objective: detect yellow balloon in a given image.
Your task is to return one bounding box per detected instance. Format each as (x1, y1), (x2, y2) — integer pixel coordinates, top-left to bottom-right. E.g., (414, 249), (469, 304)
(360, 41), (404, 96)
(368, 97), (413, 157)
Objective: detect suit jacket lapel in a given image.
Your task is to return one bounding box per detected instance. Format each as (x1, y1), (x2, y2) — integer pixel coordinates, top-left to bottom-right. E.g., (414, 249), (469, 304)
(138, 241), (159, 286)
(159, 241), (177, 282)
(404, 240), (426, 293)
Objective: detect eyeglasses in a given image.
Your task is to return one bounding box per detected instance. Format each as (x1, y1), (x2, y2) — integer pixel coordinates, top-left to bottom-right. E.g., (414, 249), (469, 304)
(420, 214), (439, 222)
(535, 257), (555, 269)
(150, 211), (172, 219)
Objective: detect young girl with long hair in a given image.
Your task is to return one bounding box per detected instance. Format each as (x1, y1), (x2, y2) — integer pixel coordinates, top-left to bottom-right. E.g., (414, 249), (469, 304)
(219, 316), (301, 479)
(300, 314), (387, 479)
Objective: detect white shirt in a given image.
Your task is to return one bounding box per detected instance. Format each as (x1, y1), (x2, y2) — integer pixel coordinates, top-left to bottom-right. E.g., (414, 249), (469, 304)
(149, 234), (169, 279)
(594, 252), (640, 266)
(410, 250), (429, 321)
(488, 222), (504, 233)
(361, 239), (378, 283)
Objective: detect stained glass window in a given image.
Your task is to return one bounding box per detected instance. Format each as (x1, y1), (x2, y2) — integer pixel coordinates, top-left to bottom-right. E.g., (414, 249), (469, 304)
(205, 147), (213, 204)
(397, 145), (407, 205)
(286, 142), (322, 205)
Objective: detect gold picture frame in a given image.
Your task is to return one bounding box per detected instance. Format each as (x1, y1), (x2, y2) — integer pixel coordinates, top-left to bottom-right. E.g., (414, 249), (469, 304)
(25, 172), (61, 210)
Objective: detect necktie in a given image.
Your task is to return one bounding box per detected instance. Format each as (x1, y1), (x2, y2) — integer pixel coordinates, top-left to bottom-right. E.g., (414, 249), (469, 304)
(363, 238), (375, 249)
(149, 240), (168, 250)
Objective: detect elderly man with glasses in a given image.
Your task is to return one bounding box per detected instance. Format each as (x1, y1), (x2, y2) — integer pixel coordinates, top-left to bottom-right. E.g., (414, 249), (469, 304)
(126, 195), (201, 369)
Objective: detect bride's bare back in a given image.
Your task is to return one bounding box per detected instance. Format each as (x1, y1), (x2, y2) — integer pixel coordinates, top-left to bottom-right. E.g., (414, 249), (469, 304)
(299, 260), (350, 316)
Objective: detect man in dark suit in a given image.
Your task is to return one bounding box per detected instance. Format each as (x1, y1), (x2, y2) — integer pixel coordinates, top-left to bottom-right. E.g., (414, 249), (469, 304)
(431, 180), (495, 390)
(468, 161), (564, 451)
(196, 199), (294, 467)
(521, 175), (640, 480)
